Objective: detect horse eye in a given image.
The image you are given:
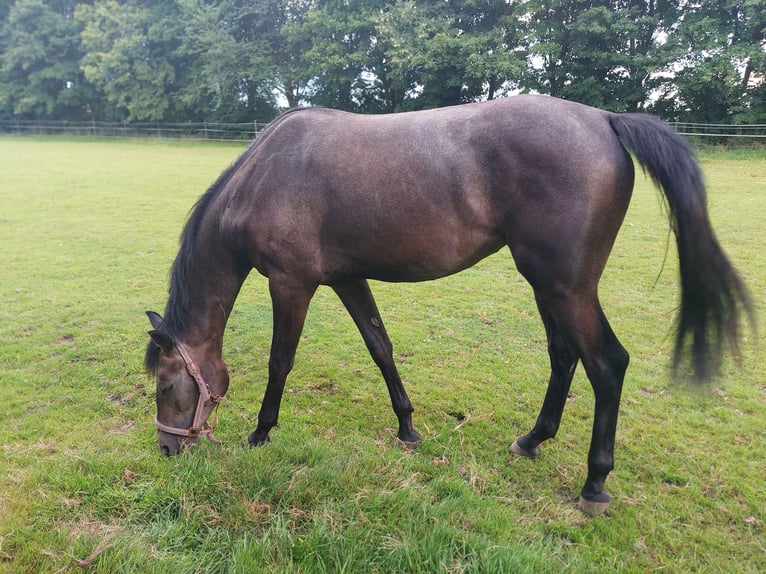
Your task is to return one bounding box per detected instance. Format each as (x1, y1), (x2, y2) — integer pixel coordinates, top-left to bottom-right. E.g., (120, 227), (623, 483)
(159, 383), (174, 394)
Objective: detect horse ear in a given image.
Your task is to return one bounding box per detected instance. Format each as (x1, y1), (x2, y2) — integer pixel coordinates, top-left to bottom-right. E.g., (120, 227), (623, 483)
(149, 329), (174, 354)
(146, 310), (164, 330)
(147, 312), (174, 353)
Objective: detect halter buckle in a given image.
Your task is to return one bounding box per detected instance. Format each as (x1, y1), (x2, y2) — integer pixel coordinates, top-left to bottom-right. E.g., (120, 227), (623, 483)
(185, 361), (201, 379)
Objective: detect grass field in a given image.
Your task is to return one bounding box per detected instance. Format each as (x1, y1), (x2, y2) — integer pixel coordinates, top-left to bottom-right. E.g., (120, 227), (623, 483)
(0, 136), (764, 573)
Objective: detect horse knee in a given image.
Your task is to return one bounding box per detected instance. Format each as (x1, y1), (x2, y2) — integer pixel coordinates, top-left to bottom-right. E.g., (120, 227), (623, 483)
(549, 345), (578, 376)
(269, 355), (295, 379)
(370, 334), (393, 359)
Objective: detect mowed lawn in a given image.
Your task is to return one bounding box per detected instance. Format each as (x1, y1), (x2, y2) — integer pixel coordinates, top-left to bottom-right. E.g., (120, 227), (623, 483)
(0, 136), (763, 573)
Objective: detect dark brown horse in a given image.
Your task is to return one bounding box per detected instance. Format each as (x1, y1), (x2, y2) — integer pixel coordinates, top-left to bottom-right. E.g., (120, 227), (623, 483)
(145, 95), (752, 514)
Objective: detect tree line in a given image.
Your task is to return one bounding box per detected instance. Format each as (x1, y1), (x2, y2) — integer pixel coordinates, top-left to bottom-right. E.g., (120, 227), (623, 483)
(1, 0), (764, 125)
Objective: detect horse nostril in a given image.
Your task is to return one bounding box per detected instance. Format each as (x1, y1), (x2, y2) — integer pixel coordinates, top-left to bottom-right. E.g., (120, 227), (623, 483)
(160, 441), (181, 456)
(158, 430), (182, 456)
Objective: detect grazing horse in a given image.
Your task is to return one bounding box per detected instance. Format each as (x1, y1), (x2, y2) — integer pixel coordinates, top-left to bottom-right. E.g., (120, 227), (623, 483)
(145, 95), (751, 514)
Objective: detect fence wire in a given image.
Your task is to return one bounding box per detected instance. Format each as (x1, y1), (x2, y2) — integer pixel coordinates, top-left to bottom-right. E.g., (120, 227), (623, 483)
(0, 119), (268, 141)
(674, 121), (766, 139)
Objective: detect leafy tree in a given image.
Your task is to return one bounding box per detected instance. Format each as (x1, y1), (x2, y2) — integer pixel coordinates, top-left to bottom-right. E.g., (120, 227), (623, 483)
(522, 0), (682, 112)
(458, 0), (527, 100)
(370, 0), (524, 111)
(175, 0), (283, 122)
(77, 1), (186, 121)
(1, 0), (764, 123)
(242, 0), (316, 110)
(173, 0), (242, 121)
(287, 0), (371, 110)
(369, 0), (432, 110)
(179, 0), (316, 113)
(0, 0), (95, 120)
(653, 0), (766, 122)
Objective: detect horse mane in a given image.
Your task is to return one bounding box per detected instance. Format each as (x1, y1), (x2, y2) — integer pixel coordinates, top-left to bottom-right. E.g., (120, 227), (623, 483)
(144, 141), (257, 374)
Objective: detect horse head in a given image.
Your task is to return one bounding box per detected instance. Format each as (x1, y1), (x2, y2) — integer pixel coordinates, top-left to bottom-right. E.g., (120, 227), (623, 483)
(146, 311), (228, 455)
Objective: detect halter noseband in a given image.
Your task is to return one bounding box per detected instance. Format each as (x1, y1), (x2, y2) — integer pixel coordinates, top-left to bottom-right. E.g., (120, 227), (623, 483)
(155, 342), (225, 444)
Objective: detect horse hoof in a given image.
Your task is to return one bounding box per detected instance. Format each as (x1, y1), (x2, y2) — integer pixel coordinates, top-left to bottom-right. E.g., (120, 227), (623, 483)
(248, 432), (271, 447)
(577, 497), (611, 516)
(509, 440), (540, 459)
(393, 436), (421, 451)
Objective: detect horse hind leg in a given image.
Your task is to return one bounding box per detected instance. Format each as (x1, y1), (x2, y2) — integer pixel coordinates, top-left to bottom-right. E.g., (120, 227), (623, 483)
(545, 292), (629, 515)
(248, 276), (316, 446)
(332, 279), (421, 448)
(513, 283), (629, 515)
(511, 293), (579, 459)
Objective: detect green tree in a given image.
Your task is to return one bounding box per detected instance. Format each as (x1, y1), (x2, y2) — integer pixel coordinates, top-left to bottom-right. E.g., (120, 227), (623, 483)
(653, 0), (766, 122)
(175, 0), (324, 121)
(295, 0), (386, 111)
(241, 0), (315, 109)
(459, 0), (527, 101)
(368, 0), (430, 110)
(522, 0), (682, 112)
(0, 0), (95, 120)
(1, 0), (763, 124)
(175, 0), (283, 122)
(77, 0), (185, 121)
(370, 0), (524, 111)
(0, 0), (13, 21)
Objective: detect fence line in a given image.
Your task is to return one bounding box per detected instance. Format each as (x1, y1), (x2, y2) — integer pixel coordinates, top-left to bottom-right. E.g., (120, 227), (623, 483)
(675, 121), (766, 139)
(2, 118), (766, 142)
(0, 119), (269, 141)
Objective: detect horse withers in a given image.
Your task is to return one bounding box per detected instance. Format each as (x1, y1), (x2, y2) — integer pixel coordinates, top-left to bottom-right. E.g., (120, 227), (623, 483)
(145, 95), (752, 515)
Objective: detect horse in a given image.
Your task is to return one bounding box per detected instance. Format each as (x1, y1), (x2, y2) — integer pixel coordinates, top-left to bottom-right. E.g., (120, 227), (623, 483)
(144, 95), (752, 515)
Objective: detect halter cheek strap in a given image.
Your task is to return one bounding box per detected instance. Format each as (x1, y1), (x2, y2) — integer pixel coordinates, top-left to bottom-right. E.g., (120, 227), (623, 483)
(155, 342), (225, 444)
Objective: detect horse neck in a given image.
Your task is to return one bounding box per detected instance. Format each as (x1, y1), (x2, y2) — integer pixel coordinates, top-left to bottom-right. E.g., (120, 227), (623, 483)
(165, 232), (247, 357)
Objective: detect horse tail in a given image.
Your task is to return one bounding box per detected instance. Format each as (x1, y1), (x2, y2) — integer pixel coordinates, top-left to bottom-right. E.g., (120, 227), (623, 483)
(608, 113), (754, 381)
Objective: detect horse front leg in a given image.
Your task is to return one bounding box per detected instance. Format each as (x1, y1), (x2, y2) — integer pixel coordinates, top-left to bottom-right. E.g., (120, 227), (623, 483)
(248, 276), (316, 446)
(332, 280), (421, 448)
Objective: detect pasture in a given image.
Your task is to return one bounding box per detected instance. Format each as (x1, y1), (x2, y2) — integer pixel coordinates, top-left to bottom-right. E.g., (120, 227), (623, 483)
(0, 136), (764, 573)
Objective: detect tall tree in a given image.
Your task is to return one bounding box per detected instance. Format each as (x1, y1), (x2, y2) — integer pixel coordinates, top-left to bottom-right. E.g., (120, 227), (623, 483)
(652, 0), (766, 122)
(521, 0), (681, 112)
(0, 0), (95, 120)
(175, 0), (283, 122)
(1, 0), (763, 123)
(77, 0), (186, 121)
(176, 0), (323, 119)
(370, 0), (524, 111)
(458, 0), (527, 101)
(283, 0), (372, 110)
(243, 0), (316, 109)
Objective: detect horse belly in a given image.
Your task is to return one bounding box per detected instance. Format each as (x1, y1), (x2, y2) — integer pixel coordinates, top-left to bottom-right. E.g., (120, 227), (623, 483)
(316, 205), (505, 283)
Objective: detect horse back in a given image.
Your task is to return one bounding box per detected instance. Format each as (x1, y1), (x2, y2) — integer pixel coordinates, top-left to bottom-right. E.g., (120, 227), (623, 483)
(220, 96), (635, 286)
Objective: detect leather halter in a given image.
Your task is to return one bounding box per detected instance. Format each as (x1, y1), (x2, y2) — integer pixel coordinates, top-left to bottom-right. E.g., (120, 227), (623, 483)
(155, 342), (225, 444)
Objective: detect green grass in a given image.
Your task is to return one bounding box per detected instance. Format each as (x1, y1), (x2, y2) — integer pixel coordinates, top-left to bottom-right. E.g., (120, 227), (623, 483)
(0, 137), (764, 573)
